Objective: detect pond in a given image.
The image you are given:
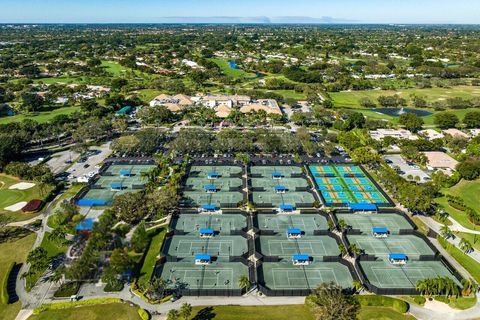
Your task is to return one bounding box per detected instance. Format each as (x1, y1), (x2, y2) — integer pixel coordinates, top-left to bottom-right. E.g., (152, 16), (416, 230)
(228, 60), (240, 70)
(370, 108), (433, 117)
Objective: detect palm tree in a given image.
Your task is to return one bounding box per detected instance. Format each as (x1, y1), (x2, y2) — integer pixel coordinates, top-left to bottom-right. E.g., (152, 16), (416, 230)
(238, 275), (250, 291)
(179, 303), (192, 320)
(459, 238), (473, 254)
(167, 309), (180, 320)
(339, 244), (348, 257)
(440, 225), (453, 240)
(348, 244), (362, 256)
(352, 280), (363, 293)
(338, 219), (348, 232)
(416, 279), (428, 296)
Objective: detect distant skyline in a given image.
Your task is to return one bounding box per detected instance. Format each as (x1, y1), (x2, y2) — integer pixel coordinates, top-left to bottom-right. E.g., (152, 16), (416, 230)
(0, 0), (479, 24)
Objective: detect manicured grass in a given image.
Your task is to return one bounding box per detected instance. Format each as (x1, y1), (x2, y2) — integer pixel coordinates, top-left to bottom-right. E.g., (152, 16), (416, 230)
(329, 86), (480, 109)
(138, 227), (167, 286)
(447, 296), (477, 310)
(453, 232), (480, 251)
(446, 179), (480, 213)
(33, 76), (82, 85)
(136, 89), (163, 104)
(190, 305), (315, 320)
(0, 230), (36, 320)
(435, 197), (478, 230)
(0, 174), (53, 222)
(271, 89), (308, 100)
(208, 58), (254, 78)
(357, 306), (416, 320)
(101, 61), (128, 76)
(0, 106), (80, 125)
(411, 217), (430, 236)
(28, 303), (142, 320)
(437, 236), (480, 283)
(40, 232), (68, 258)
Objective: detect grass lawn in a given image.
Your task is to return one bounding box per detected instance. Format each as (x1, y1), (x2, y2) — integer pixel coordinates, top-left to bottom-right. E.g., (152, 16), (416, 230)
(40, 232), (69, 258)
(0, 106), (80, 125)
(329, 86), (480, 109)
(138, 227), (167, 286)
(208, 58), (254, 79)
(28, 303), (142, 320)
(435, 197), (478, 231)
(438, 236), (480, 283)
(101, 60), (128, 76)
(33, 76), (83, 85)
(357, 306), (416, 320)
(0, 174), (53, 222)
(136, 89), (163, 104)
(0, 230), (36, 320)
(190, 305), (314, 320)
(271, 89), (308, 100)
(446, 296), (477, 310)
(453, 232), (480, 251)
(446, 179), (480, 213)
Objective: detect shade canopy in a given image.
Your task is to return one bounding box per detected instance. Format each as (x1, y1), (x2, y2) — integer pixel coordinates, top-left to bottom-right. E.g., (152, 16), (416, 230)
(372, 227), (389, 234)
(292, 254), (310, 261)
(287, 228), (302, 235)
(199, 228), (214, 235)
(389, 253), (407, 260)
(195, 254), (212, 261)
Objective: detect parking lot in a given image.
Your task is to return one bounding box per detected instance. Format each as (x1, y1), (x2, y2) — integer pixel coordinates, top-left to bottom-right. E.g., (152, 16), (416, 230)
(383, 154), (431, 183)
(66, 142), (111, 182)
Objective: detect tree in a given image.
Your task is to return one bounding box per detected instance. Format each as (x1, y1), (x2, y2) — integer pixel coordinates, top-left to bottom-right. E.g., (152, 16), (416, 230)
(131, 221), (150, 253)
(434, 112), (460, 129)
(440, 225), (453, 240)
(343, 112), (366, 130)
(456, 159), (480, 180)
(146, 187), (180, 217)
(27, 247), (49, 271)
(21, 92), (43, 113)
(167, 309), (180, 320)
(112, 192), (148, 224)
(179, 303), (192, 320)
(463, 111), (480, 128)
(459, 238), (473, 254)
(238, 275), (250, 291)
(399, 113), (424, 132)
(352, 280), (363, 293)
(351, 147), (380, 166)
(308, 282), (359, 320)
(109, 248), (132, 272)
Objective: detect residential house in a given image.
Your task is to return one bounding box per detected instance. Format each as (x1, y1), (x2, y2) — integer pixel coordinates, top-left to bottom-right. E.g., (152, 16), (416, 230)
(443, 128), (469, 139)
(369, 129), (418, 141)
(423, 151), (459, 176)
(419, 129), (444, 140)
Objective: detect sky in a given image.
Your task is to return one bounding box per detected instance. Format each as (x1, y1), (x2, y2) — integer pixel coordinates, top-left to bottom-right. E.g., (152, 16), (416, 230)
(0, 0), (479, 24)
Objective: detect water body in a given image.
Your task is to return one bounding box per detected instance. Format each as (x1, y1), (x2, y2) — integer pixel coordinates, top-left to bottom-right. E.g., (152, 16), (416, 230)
(228, 60), (240, 69)
(371, 107), (433, 117)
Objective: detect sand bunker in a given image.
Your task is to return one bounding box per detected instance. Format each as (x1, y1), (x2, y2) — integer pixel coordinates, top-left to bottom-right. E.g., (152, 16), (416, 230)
(4, 201), (28, 212)
(9, 182), (36, 190)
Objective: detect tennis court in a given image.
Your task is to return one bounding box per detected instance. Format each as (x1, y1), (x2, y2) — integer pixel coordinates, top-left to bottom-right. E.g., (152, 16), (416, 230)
(260, 261), (353, 289)
(78, 163), (155, 205)
(186, 177), (243, 190)
(189, 166), (243, 177)
(258, 236), (340, 258)
(336, 213), (413, 234)
(158, 261), (249, 290)
(252, 192), (315, 207)
(360, 260), (460, 289)
(347, 235), (435, 259)
(251, 177), (308, 190)
(251, 166), (302, 177)
(182, 191), (243, 207)
(165, 235), (248, 257)
(308, 165), (389, 206)
(172, 214), (247, 234)
(256, 214), (328, 234)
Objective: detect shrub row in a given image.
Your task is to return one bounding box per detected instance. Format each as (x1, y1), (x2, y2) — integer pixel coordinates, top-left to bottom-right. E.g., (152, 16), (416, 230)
(138, 308), (150, 320)
(355, 295), (409, 313)
(32, 298), (123, 314)
(0, 262), (15, 304)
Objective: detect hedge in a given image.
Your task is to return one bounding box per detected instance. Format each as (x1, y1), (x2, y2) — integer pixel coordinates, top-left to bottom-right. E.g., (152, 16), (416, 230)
(355, 295), (409, 313)
(1, 262), (15, 304)
(32, 298), (123, 314)
(138, 308), (150, 320)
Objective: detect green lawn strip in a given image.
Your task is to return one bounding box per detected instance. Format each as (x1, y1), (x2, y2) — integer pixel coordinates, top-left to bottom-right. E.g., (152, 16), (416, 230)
(446, 179), (480, 213)
(26, 232), (69, 291)
(437, 235), (480, 283)
(190, 305), (315, 320)
(0, 106), (80, 125)
(137, 227), (167, 286)
(29, 302), (141, 320)
(399, 296), (426, 306)
(357, 306), (416, 320)
(435, 197), (479, 231)
(453, 232), (480, 251)
(447, 296), (477, 310)
(0, 230), (36, 320)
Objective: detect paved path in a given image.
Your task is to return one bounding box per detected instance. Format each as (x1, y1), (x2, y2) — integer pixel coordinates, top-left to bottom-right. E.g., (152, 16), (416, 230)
(409, 297), (480, 320)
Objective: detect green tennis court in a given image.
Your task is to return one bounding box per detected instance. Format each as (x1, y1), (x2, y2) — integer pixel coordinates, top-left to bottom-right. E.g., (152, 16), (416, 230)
(158, 261), (248, 290)
(250, 166), (302, 177)
(186, 177), (243, 190)
(360, 260), (460, 289)
(347, 235), (435, 259)
(104, 164), (156, 176)
(336, 213), (413, 234)
(256, 214), (328, 233)
(259, 236), (340, 258)
(182, 191), (243, 207)
(166, 235), (248, 257)
(251, 177), (308, 190)
(261, 261), (353, 289)
(172, 214), (247, 234)
(252, 192), (315, 207)
(189, 166), (243, 177)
